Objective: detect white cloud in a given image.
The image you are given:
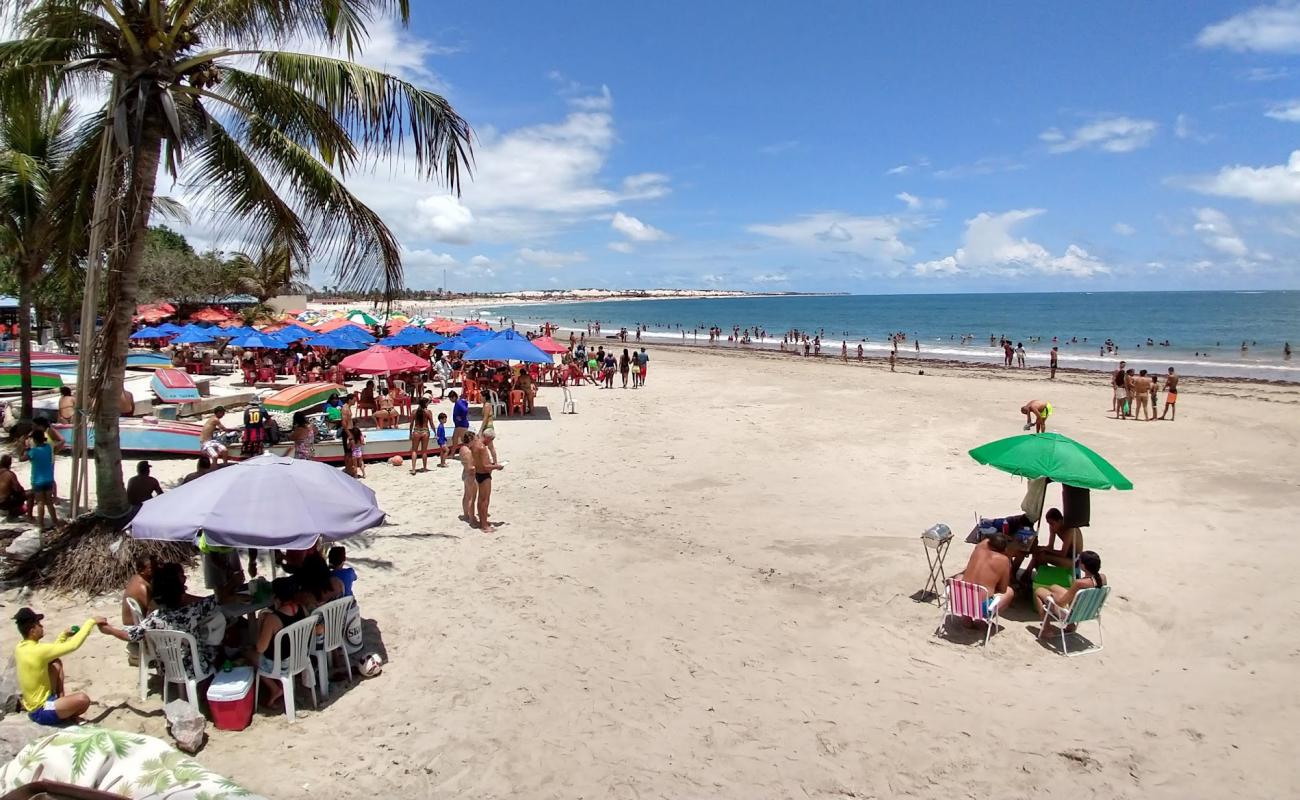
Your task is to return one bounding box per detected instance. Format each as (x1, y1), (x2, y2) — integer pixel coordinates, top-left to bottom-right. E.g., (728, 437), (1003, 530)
(1193, 208), (1250, 257)
(469, 255), (493, 267)
(932, 156), (1025, 179)
(1040, 117), (1158, 154)
(1245, 66), (1291, 80)
(516, 248), (588, 268)
(748, 212), (914, 260)
(1197, 3), (1300, 53)
(1184, 150), (1300, 205)
(884, 164), (910, 175)
(913, 209), (1109, 278)
(1113, 222), (1136, 236)
(1265, 100), (1300, 121)
(610, 212), (669, 242)
(415, 195), (475, 244)
(569, 85), (613, 111)
(607, 242), (635, 253)
(752, 273), (789, 284)
(896, 192), (922, 210)
(895, 192), (945, 211)
(1175, 114), (1192, 138)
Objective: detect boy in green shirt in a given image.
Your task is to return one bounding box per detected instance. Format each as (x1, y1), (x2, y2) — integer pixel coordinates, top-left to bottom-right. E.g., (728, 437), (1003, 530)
(12, 607), (105, 724)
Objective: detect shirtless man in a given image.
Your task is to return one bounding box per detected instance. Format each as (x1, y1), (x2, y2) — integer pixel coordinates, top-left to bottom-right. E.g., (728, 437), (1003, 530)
(1129, 370), (1153, 420)
(959, 534), (1015, 617)
(57, 387), (74, 424)
(470, 434), (504, 530)
(200, 407), (233, 464)
(1021, 399), (1052, 433)
(1111, 361), (1127, 418)
(1159, 367), (1179, 421)
(120, 556), (154, 664)
(1024, 508), (1081, 579)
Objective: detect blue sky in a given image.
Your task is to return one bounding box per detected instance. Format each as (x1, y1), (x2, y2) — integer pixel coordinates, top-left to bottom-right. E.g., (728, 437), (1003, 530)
(245, 3), (1300, 291)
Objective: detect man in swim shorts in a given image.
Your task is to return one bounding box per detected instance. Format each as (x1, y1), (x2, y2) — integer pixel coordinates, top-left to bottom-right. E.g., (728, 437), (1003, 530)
(1021, 399), (1052, 433)
(471, 433), (504, 531)
(958, 534), (1015, 619)
(200, 407), (233, 464)
(1160, 367), (1178, 421)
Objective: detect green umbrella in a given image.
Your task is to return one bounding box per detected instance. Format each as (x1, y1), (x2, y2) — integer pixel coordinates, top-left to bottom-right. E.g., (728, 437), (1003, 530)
(968, 432), (1133, 491)
(347, 310), (379, 326)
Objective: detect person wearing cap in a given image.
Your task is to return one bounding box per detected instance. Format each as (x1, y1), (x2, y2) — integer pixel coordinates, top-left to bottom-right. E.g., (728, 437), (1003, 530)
(13, 607), (106, 725)
(126, 460), (164, 507)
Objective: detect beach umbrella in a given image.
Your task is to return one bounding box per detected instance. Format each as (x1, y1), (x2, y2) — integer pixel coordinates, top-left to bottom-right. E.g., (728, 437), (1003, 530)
(429, 318), (463, 334)
(214, 325), (249, 338)
(130, 454), (385, 549)
(528, 335), (569, 354)
(306, 331), (366, 350)
(315, 317), (368, 335)
(169, 328), (216, 345)
(154, 322), (184, 335)
(463, 329), (552, 364)
(397, 327), (444, 345)
(436, 336), (473, 352)
(346, 309), (379, 326)
(338, 344), (430, 375)
(968, 432), (1133, 491)
(130, 326), (168, 340)
(228, 330), (287, 349)
(189, 307), (230, 323)
(333, 325), (375, 344)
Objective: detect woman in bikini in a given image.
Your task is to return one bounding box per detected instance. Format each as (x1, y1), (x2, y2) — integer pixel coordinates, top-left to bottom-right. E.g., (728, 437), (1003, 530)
(479, 399), (498, 466)
(1033, 550), (1106, 633)
(458, 431), (479, 526)
(408, 397), (431, 474)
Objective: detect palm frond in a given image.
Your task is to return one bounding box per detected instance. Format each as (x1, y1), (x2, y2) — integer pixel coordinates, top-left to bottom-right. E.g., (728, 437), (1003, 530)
(254, 51), (471, 191)
(188, 0), (410, 56)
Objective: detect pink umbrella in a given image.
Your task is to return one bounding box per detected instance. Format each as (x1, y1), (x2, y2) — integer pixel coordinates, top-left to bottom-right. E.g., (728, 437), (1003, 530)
(338, 345), (430, 375)
(528, 335), (568, 354)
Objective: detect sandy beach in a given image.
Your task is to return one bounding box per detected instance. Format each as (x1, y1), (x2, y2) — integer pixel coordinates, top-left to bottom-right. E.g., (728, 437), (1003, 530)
(3, 344), (1299, 799)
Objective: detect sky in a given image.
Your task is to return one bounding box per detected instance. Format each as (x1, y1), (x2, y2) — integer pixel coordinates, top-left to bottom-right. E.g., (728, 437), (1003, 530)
(45, 2), (1300, 292)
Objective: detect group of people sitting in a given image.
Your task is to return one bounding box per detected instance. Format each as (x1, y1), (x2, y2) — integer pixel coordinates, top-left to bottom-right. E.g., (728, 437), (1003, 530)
(955, 507), (1107, 632)
(10, 544), (361, 726)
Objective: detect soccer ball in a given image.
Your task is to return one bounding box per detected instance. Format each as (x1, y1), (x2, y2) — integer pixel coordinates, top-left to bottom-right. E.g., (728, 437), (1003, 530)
(388, 455), (403, 467)
(360, 653), (384, 677)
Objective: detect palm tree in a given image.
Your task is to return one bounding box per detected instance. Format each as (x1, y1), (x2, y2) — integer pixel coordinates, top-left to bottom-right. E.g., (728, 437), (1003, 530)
(1, 1), (471, 515)
(228, 242), (299, 303)
(0, 97), (78, 419)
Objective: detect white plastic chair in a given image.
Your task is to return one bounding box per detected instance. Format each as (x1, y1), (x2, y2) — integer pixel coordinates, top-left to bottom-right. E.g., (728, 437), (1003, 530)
(1039, 585), (1111, 657)
(256, 615), (319, 723)
(485, 389), (506, 418)
(144, 629), (215, 714)
(126, 598), (160, 701)
(561, 385), (576, 414)
(311, 597), (356, 697)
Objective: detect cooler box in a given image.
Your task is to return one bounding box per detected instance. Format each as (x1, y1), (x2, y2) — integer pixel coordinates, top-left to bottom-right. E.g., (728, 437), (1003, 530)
(206, 666), (255, 731)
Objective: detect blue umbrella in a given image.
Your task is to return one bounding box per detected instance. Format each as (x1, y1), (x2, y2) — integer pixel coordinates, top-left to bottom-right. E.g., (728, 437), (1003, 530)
(215, 325), (250, 338)
(400, 327), (445, 345)
(436, 336), (474, 352)
(463, 329), (551, 363)
(306, 332), (366, 350)
(154, 322), (184, 335)
(270, 327), (309, 344)
(170, 328), (216, 345)
(229, 330), (287, 349)
(459, 326), (493, 341)
(334, 325), (376, 344)
(131, 326), (169, 339)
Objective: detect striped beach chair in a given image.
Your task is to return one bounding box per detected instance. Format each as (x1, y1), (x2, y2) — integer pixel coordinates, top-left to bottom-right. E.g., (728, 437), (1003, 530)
(935, 578), (1000, 650)
(1038, 585), (1110, 657)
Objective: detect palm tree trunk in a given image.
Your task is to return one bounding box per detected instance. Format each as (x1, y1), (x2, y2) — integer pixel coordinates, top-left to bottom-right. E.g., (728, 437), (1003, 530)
(17, 267), (35, 419)
(92, 121), (164, 517)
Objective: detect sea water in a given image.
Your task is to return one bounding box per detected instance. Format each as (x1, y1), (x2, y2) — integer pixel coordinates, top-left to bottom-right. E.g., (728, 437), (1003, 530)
(479, 291), (1300, 381)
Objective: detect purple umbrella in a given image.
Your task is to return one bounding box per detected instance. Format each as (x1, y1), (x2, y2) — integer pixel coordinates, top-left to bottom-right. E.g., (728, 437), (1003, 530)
(129, 454), (385, 549)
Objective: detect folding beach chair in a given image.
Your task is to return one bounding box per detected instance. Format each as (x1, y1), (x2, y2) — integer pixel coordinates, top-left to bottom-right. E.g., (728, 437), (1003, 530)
(1039, 585), (1110, 657)
(935, 578), (1000, 651)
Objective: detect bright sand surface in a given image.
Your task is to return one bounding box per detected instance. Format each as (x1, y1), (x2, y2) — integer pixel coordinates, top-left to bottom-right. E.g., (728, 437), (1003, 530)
(4, 345), (1300, 798)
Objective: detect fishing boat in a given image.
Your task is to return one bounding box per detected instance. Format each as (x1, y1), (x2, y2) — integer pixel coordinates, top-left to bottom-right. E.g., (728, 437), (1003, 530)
(0, 367), (63, 392)
(269, 424), (414, 463)
(262, 381), (345, 415)
(150, 368), (200, 403)
(55, 417), (212, 455)
(127, 350), (174, 370)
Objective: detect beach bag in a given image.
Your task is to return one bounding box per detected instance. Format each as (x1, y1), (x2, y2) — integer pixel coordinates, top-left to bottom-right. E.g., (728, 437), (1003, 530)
(344, 601), (364, 654)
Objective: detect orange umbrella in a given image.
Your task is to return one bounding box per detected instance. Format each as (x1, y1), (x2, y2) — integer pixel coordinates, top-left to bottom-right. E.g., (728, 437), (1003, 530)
(315, 317), (369, 334)
(190, 307), (231, 323)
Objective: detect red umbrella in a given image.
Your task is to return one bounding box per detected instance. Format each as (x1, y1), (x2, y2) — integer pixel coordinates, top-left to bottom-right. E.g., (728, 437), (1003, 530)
(529, 335), (568, 354)
(338, 345), (430, 375)
(428, 318), (463, 334)
(190, 307), (231, 323)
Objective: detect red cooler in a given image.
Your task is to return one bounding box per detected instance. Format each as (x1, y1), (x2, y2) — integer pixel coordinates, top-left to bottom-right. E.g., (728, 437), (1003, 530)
(206, 666), (255, 731)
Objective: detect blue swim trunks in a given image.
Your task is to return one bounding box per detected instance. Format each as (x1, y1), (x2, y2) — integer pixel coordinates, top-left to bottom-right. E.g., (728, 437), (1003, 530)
(29, 694), (61, 725)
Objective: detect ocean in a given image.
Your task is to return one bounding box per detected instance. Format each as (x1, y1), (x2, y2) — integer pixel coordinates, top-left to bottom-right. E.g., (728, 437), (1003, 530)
(476, 291), (1300, 382)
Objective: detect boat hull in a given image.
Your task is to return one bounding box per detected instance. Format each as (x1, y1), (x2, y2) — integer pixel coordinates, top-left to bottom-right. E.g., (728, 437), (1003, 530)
(270, 427), (414, 463)
(0, 368), (62, 391)
(263, 382), (346, 415)
(55, 418), (211, 455)
(151, 368), (200, 403)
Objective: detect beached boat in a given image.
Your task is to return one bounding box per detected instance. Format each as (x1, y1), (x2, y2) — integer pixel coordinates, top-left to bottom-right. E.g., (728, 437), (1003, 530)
(127, 350), (174, 370)
(270, 425), (414, 463)
(0, 367), (63, 392)
(262, 381), (345, 415)
(151, 368), (200, 403)
(55, 417), (212, 455)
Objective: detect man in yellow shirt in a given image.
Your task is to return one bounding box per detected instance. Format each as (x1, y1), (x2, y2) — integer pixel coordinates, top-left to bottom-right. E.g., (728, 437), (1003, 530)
(12, 607), (105, 725)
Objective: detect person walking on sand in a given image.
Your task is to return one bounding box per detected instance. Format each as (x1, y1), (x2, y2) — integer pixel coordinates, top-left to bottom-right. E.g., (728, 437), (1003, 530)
(619, 348), (631, 388)
(458, 431), (479, 526)
(888, 349), (896, 372)
(1021, 400), (1052, 433)
(408, 397), (431, 474)
(1049, 346), (1058, 380)
(637, 347), (650, 385)
(471, 433), (505, 531)
(1160, 367), (1179, 420)
(1111, 361), (1127, 419)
